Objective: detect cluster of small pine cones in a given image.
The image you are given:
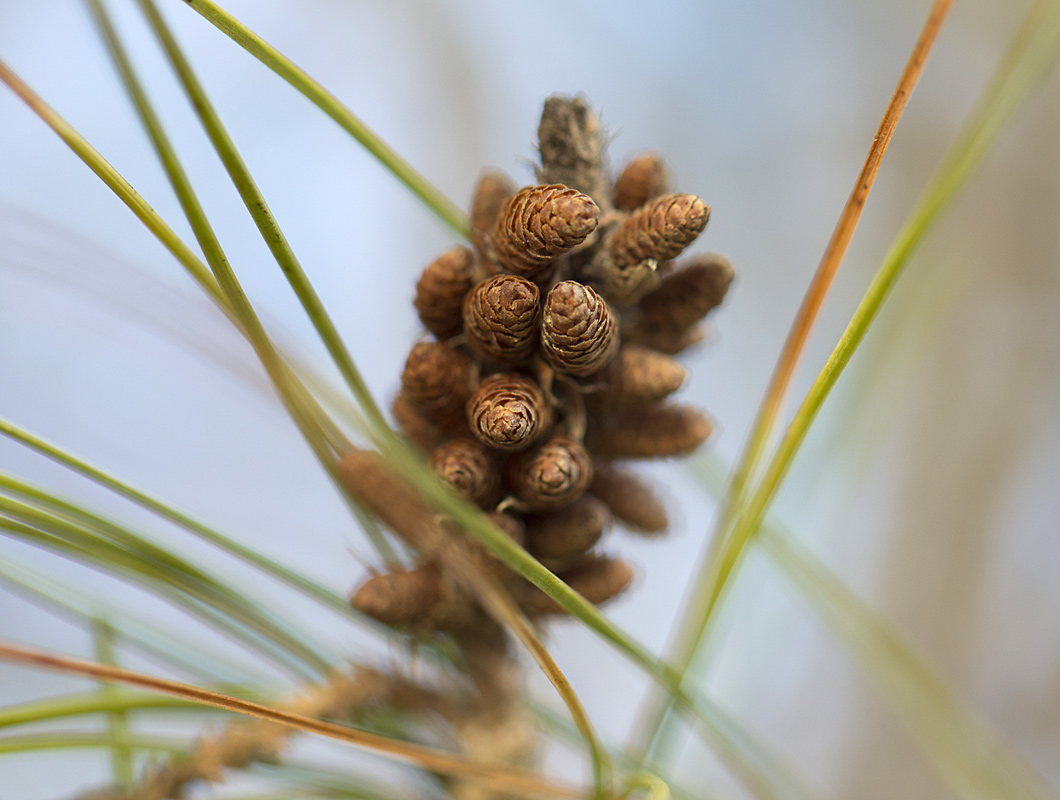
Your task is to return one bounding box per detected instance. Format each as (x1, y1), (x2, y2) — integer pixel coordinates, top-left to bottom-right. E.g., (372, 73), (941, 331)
(341, 96), (732, 638)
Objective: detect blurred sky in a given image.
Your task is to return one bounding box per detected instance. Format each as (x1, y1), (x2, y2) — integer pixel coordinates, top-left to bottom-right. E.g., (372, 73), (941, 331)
(1, 1), (1059, 798)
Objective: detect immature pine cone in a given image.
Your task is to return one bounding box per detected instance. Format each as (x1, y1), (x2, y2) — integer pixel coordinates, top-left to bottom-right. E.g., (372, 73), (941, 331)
(590, 404), (713, 459)
(400, 342), (472, 427)
(469, 170), (516, 237)
(491, 185), (599, 281)
(600, 345), (687, 408)
(429, 438), (498, 506)
(413, 246), (474, 339)
(507, 436), (592, 510)
(524, 494), (612, 559)
(541, 280), (619, 377)
(613, 153), (670, 211)
(590, 466), (669, 535)
(609, 193), (710, 268)
(523, 556), (634, 615)
(462, 275), (541, 364)
(636, 252), (735, 333)
(466, 373), (552, 451)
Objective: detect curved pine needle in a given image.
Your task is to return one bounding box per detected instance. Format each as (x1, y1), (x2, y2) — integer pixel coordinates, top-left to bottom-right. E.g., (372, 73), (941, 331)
(762, 531), (1058, 800)
(725, 0), (955, 512)
(719, 0), (1060, 653)
(177, 0), (468, 236)
(0, 415), (359, 621)
(132, 0), (389, 436)
(0, 731), (182, 757)
(0, 640), (583, 800)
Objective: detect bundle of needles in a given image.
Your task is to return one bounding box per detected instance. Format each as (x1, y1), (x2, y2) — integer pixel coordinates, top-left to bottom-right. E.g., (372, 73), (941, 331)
(335, 95), (734, 796)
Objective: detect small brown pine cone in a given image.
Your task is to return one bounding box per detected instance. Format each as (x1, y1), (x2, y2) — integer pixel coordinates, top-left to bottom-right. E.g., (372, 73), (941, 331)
(537, 95), (611, 210)
(506, 436), (592, 510)
(609, 193), (710, 269)
(486, 511), (526, 550)
(350, 566), (440, 627)
(613, 153), (670, 211)
(622, 323), (705, 356)
(391, 394), (445, 452)
(636, 252), (735, 333)
(590, 466), (669, 535)
(470, 170), (516, 237)
(351, 565), (483, 633)
(400, 342), (472, 427)
(491, 185), (599, 281)
(523, 555), (634, 615)
(337, 450), (433, 549)
(589, 404), (713, 459)
(429, 438), (499, 506)
(466, 373), (552, 451)
(462, 275), (541, 364)
(524, 494), (611, 559)
(541, 281), (619, 377)
(468, 511), (527, 581)
(413, 247), (474, 339)
(595, 257), (660, 307)
(599, 345), (687, 408)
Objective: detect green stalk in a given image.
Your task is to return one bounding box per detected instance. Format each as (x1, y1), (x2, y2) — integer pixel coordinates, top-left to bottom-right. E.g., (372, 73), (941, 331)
(0, 732), (183, 757)
(82, 0), (399, 567)
(0, 415), (361, 622)
(688, 451), (1058, 800)
(136, 0), (390, 435)
(761, 531), (1057, 800)
(0, 489), (332, 680)
(0, 690), (201, 729)
(0, 556), (275, 684)
(177, 0), (468, 236)
(92, 619), (134, 789)
(634, 0), (1060, 765)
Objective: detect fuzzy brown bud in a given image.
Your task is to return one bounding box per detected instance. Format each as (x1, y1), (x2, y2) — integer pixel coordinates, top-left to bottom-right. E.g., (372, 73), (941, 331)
(602, 345), (687, 408)
(589, 404), (713, 459)
(595, 257), (660, 307)
(524, 494), (611, 559)
(491, 185), (599, 281)
(462, 276), (541, 363)
(400, 342), (472, 427)
(609, 193), (709, 269)
(524, 556), (634, 615)
(429, 438), (498, 506)
(413, 247), (474, 340)
(507, 436), (592, 510)
(591, 466), (669, 535)
(466, 373), (552, 451)
(391, 394), (445, 452)
(337, 450), (433, 548)
(350, 566), (441, 627)
(537, 96), (611, 209)
(541, 280), (619, 377)
(470, 170), (516, 237)
(613, 153), (670, 211)
(636, 252), (735, 333)
(351, 565), (483, 633)
(623, 324), (705, 356)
